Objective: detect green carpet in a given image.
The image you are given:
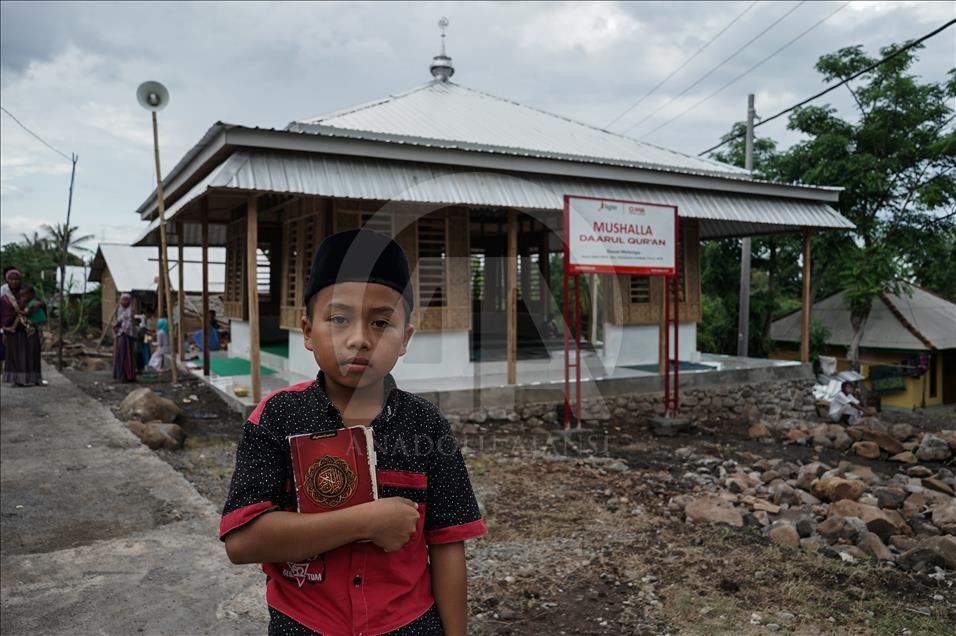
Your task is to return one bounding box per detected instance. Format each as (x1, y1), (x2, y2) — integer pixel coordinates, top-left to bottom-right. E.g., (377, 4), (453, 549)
(261, 343), (290, 358)
(209, 357), (277, 377)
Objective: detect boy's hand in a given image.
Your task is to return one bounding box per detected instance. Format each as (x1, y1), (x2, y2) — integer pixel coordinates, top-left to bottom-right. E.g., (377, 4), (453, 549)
(363, 497), (420, 552)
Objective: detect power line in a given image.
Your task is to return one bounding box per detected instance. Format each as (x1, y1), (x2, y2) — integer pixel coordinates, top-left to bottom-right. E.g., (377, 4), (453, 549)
(640, 1), (850, 140)
(698, 17), (956, 156)
(621, 0), (806, 135)
(0, 105), (72, 162)
(605, 0), (760, 129)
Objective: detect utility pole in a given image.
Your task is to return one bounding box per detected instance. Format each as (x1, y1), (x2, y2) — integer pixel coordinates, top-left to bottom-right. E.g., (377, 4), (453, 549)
(736, 94), (755, 358)
(57, 153), (78, 371)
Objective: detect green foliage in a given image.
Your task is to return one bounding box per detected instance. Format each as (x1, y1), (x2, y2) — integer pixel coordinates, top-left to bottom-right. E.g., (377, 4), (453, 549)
(698, 293), (736, 355)
(1, 224), (97, 339)
(702, 39), (955, 359)
(0, 241), (60, 298)
(808, 319), (831, 365)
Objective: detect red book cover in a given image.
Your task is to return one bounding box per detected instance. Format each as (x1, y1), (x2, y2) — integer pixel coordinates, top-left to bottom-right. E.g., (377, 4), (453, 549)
(288, 427), (378, 514)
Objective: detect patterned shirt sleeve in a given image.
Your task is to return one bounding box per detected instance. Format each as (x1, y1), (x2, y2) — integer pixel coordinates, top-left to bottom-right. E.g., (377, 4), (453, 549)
(219, 409), (288, 540)
(424, 415), (487, 545)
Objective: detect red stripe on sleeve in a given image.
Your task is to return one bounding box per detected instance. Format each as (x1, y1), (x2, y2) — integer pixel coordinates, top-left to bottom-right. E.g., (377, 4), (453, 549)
(425, 518), (487, 545)
(219, 501), (277, 539)
(377, 470), (428, 489)
(248, 380), (315, 425)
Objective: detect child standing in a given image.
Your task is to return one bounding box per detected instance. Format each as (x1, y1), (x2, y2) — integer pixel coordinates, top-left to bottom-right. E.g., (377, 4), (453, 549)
(221, 229), (486, 635)
(18, 285), (47, 335)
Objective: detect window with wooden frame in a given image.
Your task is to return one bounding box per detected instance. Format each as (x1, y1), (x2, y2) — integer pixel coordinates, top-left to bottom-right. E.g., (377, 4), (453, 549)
(629, 276), (651, 303)
(280, 200), (324, 331)
(223, 219), (246, 320)
(610, 220), (700, 325)
(417, 216), (447, 309)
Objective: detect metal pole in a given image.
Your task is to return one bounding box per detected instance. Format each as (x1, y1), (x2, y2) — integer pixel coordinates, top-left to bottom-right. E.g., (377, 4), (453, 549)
(664, 274), (670, 414)
(151, 111), (177, 383)
(574, 273), (581, 427)
(736, 93), (755, 358)
(674, 265), (680, 414)
(57, 153), (78, 371)
(563, 201), (571, 429)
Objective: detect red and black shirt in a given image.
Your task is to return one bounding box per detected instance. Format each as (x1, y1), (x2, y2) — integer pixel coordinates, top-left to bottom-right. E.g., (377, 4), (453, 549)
(220, 372), (487, 636)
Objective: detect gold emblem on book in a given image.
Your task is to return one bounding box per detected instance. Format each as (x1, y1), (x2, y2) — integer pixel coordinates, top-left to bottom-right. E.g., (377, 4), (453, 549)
(304, 455), (357, 507)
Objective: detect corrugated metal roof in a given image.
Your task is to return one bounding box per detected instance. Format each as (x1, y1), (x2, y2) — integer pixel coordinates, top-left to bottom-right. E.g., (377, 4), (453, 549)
(133, 217), (229, 248)
(89, 243), (226, 294)
(771, 285), (956, 350)
(55, 266), (99, 295)
(291, 80), (751, 179)
(152, 150), (852, 241)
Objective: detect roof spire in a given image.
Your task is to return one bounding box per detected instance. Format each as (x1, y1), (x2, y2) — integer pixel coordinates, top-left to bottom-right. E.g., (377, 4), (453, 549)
(430, 17), (454, 81)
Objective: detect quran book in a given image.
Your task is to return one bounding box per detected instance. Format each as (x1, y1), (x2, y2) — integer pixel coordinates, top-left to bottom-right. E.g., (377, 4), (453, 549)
(288, 427), (378, 514)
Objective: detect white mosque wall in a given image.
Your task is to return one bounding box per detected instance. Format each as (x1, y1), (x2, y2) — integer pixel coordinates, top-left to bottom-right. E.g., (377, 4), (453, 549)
(601, 322), (700, 369)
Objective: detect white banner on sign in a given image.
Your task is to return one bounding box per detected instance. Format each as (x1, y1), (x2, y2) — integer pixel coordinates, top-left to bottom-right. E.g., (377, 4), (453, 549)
(563, 195), (677, 275)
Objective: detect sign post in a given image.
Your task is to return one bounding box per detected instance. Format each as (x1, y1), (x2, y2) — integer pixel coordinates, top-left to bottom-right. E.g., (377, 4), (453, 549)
(563, 195), (680, 428)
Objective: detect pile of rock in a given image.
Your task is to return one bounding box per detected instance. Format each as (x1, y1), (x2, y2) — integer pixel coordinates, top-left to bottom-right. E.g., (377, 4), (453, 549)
(117, 388), (185, 450)
(675, 450), (956, 573)
(748, 416), (956, 464)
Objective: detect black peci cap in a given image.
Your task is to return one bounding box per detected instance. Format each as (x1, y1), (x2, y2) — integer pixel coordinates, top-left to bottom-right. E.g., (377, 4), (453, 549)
(303, 229), (413, 312)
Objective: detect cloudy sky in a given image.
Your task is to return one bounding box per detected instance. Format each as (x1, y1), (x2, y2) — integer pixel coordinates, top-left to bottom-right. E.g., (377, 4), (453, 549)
(1, 0), (953, 248)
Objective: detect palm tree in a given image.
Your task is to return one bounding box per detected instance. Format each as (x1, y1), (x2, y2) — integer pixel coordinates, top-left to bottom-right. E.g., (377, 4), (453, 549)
(20, 231), (50, 251)
(41, 223), (94, 262)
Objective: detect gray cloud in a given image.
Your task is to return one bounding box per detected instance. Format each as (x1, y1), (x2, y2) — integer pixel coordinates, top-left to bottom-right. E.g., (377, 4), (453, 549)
(1, 0), (953, 247)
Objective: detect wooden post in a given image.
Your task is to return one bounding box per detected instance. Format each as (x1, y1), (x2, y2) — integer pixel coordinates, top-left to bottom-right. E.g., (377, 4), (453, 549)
(201, 200), (210, 376)
(507, 210), (517, 385)
(247, 196), (261, 402)
(176, 221), (185, 364)
(539, 229), (550, 319)
(800, 231), (811, 364)
(151, 111), (176, 383)
(156, 245), (165, 318)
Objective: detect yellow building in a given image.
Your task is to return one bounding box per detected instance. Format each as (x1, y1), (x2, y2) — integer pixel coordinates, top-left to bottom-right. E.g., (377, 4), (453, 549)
(770, 284), (955, 411)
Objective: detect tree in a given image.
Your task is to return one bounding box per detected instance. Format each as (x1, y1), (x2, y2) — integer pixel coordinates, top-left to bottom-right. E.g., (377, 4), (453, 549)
(705, 41), (955, 366)
(777, 43), (955, 368)
(41, 223), (94, 261)
(703, 125), (804, 357)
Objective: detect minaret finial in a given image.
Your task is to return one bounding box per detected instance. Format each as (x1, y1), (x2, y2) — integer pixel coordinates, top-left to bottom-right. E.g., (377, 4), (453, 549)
(439, 17), (449, 56)
(430, 17), (454, 81)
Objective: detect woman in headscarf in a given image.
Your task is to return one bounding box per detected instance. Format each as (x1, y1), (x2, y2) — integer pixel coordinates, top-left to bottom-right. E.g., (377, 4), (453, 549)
(1, 268), (43, 386)
(112, 293), (137, 382)
(147, 317), (171, 371)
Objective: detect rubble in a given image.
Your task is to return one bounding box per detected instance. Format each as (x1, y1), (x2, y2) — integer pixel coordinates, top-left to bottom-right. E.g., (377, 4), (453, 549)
(675, 414), (956, 573)
(127, 420), (186, 450)
(117, 388), (181, 423)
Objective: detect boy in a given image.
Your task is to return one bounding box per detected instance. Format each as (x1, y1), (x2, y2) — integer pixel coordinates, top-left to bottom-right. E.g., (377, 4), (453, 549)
(829, 381), (862, 425)
(221, 229), (486, 635)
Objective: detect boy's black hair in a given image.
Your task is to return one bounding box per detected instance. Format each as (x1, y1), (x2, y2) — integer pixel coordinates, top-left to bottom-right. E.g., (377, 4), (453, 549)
(19, 284), (35, 295)
(303, 229), (413, 327)
(841, 380), (853, 390)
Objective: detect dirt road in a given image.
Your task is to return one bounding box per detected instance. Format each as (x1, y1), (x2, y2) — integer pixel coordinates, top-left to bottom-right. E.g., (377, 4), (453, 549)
(0, 364), (265, 635)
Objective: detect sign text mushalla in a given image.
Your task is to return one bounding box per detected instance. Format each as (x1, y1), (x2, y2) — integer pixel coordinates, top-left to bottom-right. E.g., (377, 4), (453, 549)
(564, 195), (677, 275)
